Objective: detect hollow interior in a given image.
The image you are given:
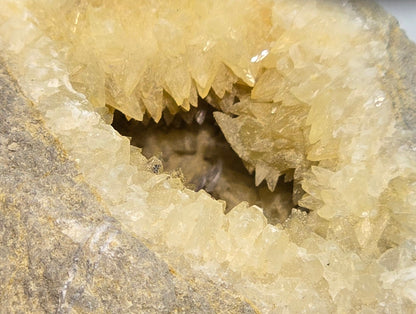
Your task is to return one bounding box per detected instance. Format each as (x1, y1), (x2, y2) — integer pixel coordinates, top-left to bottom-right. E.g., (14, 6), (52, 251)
(3, 1), (416, 312)
(112, 98), (298, 224)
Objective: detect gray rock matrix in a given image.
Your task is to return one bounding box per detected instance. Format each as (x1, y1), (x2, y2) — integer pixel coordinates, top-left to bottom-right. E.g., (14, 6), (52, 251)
(0, 61), (254, 313)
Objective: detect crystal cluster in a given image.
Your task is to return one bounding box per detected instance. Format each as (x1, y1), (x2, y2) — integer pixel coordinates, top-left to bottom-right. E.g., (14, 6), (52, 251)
(114, 106), (295, 223)
(1, 0), (416, 312)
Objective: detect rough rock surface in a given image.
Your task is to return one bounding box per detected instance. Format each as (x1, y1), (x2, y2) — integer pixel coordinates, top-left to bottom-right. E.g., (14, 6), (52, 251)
(1, 0), (416, 312)
(351, 0), (416, 131)
(0, 61), (255, 313)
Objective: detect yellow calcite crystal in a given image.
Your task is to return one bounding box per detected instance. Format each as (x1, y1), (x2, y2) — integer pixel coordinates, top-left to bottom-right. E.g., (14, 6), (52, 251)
(1, 0), (416, 312)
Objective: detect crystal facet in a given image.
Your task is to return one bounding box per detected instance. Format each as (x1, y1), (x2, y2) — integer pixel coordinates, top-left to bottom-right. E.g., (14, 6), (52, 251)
(1, 0), (416, 311)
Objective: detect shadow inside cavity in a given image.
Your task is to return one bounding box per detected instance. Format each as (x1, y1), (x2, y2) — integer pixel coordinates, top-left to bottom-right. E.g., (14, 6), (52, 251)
(112, 99), (296, 224)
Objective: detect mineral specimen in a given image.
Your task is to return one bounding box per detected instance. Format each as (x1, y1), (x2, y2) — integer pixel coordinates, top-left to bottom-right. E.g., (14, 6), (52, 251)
(1, 0), (416, 312)
(0, 58), (254, 313)
(112, 104), (295, 223)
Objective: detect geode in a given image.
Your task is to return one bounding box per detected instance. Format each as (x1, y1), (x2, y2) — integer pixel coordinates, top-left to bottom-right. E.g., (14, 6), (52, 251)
(1, 0), (415, 312)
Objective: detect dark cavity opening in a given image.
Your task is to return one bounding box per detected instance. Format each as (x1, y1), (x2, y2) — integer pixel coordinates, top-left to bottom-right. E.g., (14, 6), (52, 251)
(112, 98), (296, 224)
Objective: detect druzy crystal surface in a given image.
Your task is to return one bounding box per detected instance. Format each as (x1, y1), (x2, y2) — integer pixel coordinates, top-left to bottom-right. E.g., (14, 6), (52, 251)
(1, 0), (416, 312)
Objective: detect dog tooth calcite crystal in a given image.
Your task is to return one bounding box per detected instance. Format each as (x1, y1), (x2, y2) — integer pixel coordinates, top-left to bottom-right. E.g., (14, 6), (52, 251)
(1, 0), (416, 312)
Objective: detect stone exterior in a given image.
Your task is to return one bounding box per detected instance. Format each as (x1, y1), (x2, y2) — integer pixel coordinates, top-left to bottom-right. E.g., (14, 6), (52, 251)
(0, 62), (254, 313)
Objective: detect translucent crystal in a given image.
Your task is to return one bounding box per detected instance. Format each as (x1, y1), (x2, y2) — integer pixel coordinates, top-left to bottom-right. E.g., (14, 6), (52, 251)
(1, 0), (416, 312)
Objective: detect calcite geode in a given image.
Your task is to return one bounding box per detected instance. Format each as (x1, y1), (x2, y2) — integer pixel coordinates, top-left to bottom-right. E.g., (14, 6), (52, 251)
(0, 59), (255, 313)
(1, 0), (416, 312)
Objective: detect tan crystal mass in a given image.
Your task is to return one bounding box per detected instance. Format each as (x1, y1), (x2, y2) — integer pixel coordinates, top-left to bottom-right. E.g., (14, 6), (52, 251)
(1, 0), (416, 312)
(0, 61), (255, 313)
